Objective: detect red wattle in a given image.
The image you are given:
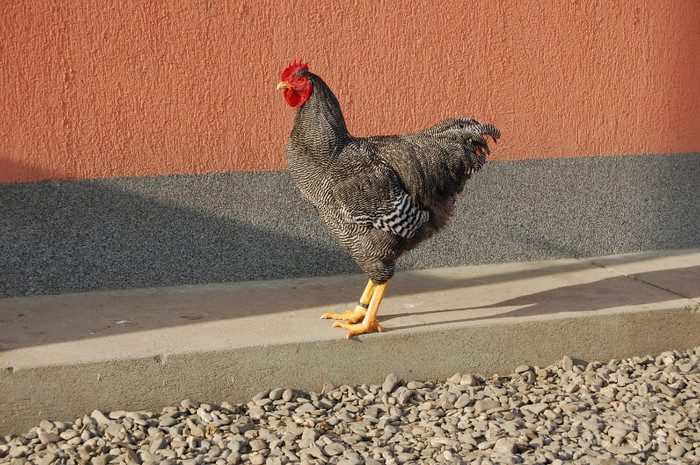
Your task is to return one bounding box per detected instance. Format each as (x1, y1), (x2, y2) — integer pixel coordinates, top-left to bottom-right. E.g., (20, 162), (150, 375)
(284, 87), (311, 107)
(284, 89), (300, 107)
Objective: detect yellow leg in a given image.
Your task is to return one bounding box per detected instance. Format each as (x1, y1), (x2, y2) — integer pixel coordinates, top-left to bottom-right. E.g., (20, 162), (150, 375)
(321, 280), (375, 323)
(333, 281), (388, 338)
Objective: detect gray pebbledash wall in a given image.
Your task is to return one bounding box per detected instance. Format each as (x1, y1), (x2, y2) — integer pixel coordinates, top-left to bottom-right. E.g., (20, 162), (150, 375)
(1, 153), (698, 298)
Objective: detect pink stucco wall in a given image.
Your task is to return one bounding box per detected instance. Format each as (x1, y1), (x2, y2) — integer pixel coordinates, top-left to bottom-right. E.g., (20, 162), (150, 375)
(1, 0), (699, 183)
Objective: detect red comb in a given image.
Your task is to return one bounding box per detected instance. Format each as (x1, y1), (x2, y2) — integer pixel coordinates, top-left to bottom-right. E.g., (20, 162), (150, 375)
(281, 60), (309, 81)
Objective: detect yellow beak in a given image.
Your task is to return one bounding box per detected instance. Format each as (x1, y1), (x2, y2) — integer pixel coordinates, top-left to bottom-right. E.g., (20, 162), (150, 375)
(277, 81), (291, 90)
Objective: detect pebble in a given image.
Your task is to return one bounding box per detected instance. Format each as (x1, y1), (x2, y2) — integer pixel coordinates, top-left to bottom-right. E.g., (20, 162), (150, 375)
(561, 355), (574, 371)
(383, 373), (398, 393)
(150, 433), (167, 453)
(460, 373), (479, 386)
(90, 409), (112, 426)
(268, 388), (285, 401)
(454, 393), (471, 409)
(295, 402), (317, 414)
(521, 402), (548, 416)
(323, 442), (345, 456)
(2, 347), (699, 465)
(493, 437), (518, 454)
(37, 430), (59, 444)
(282, 389), (295, 402)
(474, 398), (502, 413)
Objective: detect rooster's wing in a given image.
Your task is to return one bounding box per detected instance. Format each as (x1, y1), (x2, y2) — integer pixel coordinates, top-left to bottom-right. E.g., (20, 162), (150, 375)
(331, 141), (429, 240)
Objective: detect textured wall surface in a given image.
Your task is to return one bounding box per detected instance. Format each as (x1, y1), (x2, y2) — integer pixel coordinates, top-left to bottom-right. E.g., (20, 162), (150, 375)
(1, 0), (699, 183)
(2, 154), (698, 297)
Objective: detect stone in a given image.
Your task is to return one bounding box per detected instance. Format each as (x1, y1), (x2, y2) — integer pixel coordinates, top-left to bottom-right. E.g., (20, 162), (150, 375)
(37, 452), (58, 465)
(150, 434), (167, 453)
(248, 406), (266, 420)
(159, 416), (178, 427)
(560, 403), (580, 414)
(582, 420), (604, 432)
(227, 438), (246, 453)
(299, 428), (317, 448)
(606, 445), (639, 455)
(294, 403), (316, 414)
(189, 425), (205, 438)
(124, 448), (139, 464)
(406, 381), (425, 390)
(669, 445), (687, 458)
(268, 388), (285, 401)
(91, 455), (109, 465)
(417, 401), (435, 411)
(397, 452), (417, 463)
(460, 374), (479, 386)
(249, 453), (266, 465)
(9, 445), (28, 458)
(323, 442), (345, 456)
(181, 399), (200, 410)
(494, 438), (517, 454)
(454, 393), (471, 409)
(522, 403), (548, 416)
(607, 425), (630, 439)
(282, 389), (295, 402)
(474, 399), (502, 413)
(383, 373), (399, 393)
(60, 429), (78, 441)
(90, 410), (112, 426)
(514, 364), (530, 374)
(38, 430), (60, 444)
(249, 439), (267, 452)
(562, 356), (574, 371)
(105, 423), (125, 440)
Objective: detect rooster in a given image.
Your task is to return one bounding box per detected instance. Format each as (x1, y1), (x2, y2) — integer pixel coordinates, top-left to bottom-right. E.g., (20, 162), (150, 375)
(277, 61), (499, 338)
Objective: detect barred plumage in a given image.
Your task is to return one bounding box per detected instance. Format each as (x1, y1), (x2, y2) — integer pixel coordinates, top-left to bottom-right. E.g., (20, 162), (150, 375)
(283, 68), (499, 285)
(350, 190), (429, 239)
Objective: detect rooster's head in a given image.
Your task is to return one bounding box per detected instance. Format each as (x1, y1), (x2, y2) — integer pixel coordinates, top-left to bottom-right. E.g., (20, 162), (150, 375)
(277, 60), (312, 107)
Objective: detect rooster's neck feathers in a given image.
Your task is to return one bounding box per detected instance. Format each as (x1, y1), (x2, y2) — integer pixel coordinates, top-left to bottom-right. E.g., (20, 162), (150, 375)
(290, 72), (350, 162)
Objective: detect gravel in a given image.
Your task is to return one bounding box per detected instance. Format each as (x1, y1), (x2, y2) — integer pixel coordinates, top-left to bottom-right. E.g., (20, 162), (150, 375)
(2, 348), (699, 465)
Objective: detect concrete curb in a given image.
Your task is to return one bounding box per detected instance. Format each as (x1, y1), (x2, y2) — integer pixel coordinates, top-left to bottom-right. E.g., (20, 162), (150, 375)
(1, 249), (699, 435)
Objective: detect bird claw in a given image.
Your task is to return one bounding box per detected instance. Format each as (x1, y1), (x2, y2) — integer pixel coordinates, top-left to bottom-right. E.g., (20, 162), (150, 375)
(320, 307), (366, 324)
(332, 320), (383, 338)
(321, 280), (387, 339)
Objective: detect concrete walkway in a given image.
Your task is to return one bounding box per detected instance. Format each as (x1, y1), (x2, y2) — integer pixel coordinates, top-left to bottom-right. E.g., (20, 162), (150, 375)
(1, 249), (699, 435)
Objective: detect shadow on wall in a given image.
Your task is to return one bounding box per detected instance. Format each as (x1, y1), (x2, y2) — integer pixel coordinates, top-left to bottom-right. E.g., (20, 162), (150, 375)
(0, 159), (69, 185)
(0, 153), (699, 299)
(0, 170), (357, 298)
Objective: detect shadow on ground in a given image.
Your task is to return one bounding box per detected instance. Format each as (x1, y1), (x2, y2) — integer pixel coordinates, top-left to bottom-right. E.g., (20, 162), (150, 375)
(381, 265), (700, 331)
(1, 256), (697, 349)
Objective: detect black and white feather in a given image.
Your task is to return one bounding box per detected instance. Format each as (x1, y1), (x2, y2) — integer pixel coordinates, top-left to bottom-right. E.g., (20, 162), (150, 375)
(285, 69), (500, 284)
(349, 189), (429, 239)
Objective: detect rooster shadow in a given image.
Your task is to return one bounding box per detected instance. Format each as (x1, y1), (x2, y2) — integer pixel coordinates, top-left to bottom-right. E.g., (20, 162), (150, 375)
(379, 265), (699, 331)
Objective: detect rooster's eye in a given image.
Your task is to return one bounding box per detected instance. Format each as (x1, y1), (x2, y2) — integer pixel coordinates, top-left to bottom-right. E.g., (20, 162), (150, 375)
(297, 76), (304, 82)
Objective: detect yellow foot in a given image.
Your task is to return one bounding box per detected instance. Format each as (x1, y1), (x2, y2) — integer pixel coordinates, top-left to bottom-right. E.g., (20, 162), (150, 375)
(320, 306), (366, 324)
(333, 319), (384, 338)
